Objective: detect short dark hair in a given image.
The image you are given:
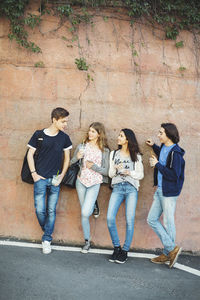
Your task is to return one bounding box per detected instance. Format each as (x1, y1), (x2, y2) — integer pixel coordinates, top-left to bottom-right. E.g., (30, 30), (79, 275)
(161, 123), (180, 144)
(51, 107), (69, 121)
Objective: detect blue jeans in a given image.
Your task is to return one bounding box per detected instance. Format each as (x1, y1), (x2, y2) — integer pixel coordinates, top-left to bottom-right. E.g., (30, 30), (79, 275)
(147, 188), (177, 255)
(76, 178), (100, 241)
(34, 178), (60, 242)
(107, 182), (138, 252)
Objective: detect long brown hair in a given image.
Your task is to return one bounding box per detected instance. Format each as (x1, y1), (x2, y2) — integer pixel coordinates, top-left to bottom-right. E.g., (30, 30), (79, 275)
(83, 122), (108, 151)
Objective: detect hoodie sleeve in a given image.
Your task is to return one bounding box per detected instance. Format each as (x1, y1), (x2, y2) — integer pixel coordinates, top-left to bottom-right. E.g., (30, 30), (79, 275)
(155, 151), (182, 180)
(152, 144), (161, 156)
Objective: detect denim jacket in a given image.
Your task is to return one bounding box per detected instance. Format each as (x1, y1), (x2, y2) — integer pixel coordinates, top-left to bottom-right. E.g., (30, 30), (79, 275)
(153, 143), (185, 197)
(70, 144), (110, 184)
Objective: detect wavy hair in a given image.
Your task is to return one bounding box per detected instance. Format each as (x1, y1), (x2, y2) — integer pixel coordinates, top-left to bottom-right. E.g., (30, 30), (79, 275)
(118, 128), (142, 162)
(83, 122), (108, 151)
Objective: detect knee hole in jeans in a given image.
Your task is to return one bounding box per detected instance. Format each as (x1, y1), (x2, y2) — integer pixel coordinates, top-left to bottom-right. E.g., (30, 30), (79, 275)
(47, 208), (56, 215)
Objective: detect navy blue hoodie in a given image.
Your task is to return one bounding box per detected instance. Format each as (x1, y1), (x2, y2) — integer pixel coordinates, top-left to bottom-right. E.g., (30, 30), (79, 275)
(153, 143), (185, 197)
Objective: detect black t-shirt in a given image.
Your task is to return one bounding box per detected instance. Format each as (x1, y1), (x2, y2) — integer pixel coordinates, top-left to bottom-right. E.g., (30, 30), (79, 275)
(28, 130), (72, 178)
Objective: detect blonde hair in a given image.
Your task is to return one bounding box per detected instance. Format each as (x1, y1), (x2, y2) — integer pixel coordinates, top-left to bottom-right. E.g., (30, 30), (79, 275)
(83, 122), (108, 151)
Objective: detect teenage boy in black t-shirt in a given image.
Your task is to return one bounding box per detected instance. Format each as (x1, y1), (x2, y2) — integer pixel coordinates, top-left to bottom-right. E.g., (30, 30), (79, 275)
(27, 107), (72, 254)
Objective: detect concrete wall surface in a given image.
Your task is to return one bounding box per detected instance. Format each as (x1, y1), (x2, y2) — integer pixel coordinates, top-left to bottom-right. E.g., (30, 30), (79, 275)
(0, 1), (200, 252)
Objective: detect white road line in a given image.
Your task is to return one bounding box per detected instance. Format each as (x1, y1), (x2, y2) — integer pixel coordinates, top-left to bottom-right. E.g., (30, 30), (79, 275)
(0, 240), (199, 277)
(174, 263), (200, 277)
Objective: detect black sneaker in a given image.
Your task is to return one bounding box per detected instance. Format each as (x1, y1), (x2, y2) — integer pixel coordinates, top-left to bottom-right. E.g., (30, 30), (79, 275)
(109, 246), (121, 262)
(115, 249), (128, 264)
(93, 201), (100, 218)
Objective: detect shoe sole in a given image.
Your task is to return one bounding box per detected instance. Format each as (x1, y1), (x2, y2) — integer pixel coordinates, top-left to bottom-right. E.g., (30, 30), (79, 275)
(93, 213), (100, 218)
(169, 247), (182, 268)
(150, 259), (169, 264)
(108, 259), (116, 262)
(115, 259), (127, 264)
(42, 250), (51, 254)
(81, 249), (90, 254)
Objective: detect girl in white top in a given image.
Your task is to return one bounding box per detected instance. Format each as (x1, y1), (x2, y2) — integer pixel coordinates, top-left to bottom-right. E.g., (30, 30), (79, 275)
(107, 128), (144, 264)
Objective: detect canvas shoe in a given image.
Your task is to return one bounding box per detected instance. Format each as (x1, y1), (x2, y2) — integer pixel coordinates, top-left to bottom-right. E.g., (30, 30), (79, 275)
(93, 201), (100, 218)
(151, 253), (169, 264)
(109, 246), (121, 262)
(81, 240), (90, 254)
(42, 241), (51, 254)
(115, 249), (128, 264)
(168, 246), (182, 268)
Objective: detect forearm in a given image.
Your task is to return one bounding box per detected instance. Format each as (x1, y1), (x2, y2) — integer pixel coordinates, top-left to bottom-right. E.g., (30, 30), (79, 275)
(90, 150), (109, 176)
(27, 149), (36, 173)
(70, 145), (80, 165)
(152, 144), (160, 156)
(91, 164), (108, 176)
(60, 151), (70, 178)
(155, 162), (179, 180)
(108, 152), (116, 178)
(129, 157), (144, 180)
(130, 169), (144, 180)
(27, 148), (42, 181)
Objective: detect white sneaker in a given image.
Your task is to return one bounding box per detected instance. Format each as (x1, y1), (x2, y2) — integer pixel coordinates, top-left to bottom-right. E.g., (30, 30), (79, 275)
(42, 241), (51, 254)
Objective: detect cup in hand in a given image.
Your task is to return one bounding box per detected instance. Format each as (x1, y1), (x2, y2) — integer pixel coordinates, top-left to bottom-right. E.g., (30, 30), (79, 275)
(149, 157), (154, 168)
(79, 149), (85, 157)
(79, 144), (86, 158)
(116, 163), (124, 173)
(52, 175), (60, 186)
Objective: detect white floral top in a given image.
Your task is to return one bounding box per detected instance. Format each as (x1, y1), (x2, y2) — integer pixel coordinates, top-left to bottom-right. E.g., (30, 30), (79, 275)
(79, 143), (103, 187)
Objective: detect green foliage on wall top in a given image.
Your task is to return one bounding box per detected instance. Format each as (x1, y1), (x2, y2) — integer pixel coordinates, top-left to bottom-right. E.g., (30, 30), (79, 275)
(0, 0), (42, 52)
(0, 0), (199, 53)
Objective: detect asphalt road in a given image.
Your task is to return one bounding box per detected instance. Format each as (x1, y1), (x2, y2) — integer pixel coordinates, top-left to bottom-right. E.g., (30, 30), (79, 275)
(0, 245), (199, 300)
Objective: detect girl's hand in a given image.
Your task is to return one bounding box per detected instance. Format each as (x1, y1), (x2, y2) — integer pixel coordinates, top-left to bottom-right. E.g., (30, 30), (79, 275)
(115, 163), (123, 172)
(146, 139), (154, 147)
(120, 170), (130, 176)
(77, 150), (84, 160)
(85, 160), (94, 169)
(149, 155), (158, 167)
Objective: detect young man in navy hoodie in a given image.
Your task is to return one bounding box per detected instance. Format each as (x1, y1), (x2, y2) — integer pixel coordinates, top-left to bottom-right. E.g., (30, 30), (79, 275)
(146, 123), (185, 268)
(27, 107), (72, 254)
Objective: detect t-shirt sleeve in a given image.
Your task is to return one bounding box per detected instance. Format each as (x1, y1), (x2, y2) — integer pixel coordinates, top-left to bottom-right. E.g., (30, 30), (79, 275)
(63, 134), (72, 151)
(27, 131), (38, 149)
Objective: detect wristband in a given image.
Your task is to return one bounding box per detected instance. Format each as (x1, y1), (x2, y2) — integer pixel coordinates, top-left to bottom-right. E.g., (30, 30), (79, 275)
(31, 170), (36, 174)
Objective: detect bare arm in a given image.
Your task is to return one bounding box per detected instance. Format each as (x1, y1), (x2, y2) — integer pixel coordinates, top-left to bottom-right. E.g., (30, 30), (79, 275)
(53, 149), (70, 186)
(27, 148), (44, 182)
(61, 150), (70, 179)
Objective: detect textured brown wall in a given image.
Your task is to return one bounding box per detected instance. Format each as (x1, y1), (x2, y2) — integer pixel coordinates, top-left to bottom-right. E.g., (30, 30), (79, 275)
(0, 1), (200, 252)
